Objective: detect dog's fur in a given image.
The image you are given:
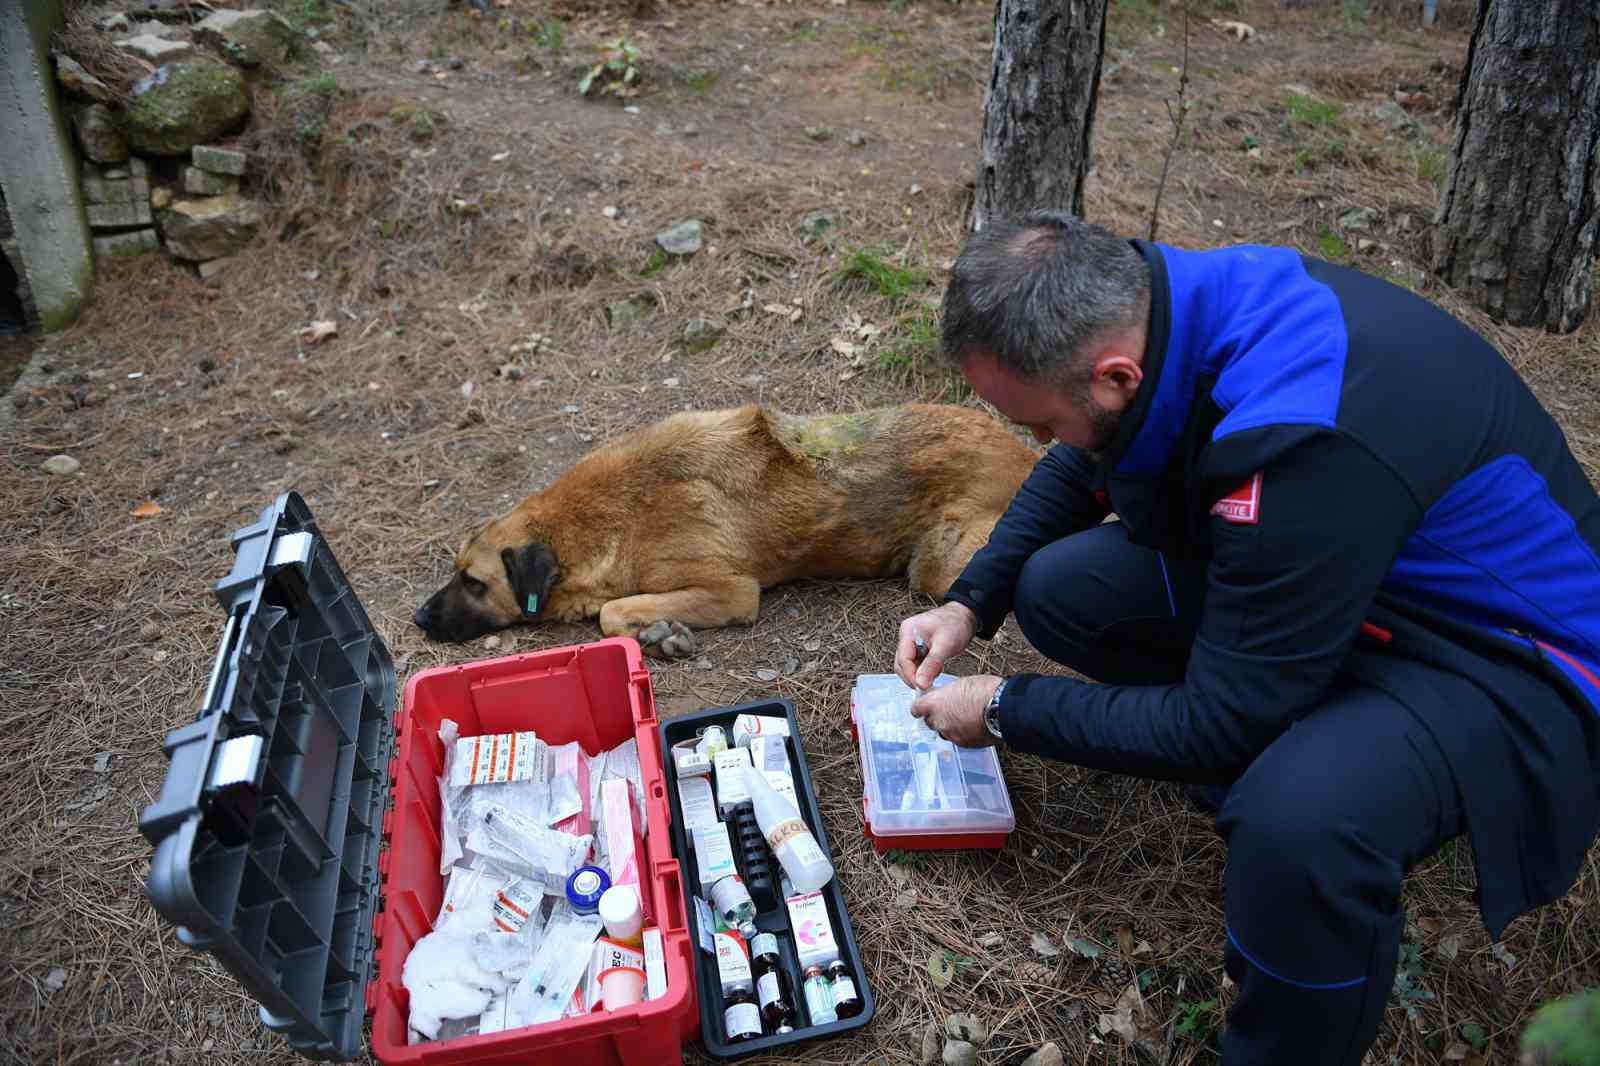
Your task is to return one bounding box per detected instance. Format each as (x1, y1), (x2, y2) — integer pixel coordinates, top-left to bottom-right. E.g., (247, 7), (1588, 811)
(414, 402), (1039, 657)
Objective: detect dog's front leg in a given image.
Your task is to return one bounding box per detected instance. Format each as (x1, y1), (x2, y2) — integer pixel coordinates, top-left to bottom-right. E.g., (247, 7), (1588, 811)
(598, 577), (761, 660)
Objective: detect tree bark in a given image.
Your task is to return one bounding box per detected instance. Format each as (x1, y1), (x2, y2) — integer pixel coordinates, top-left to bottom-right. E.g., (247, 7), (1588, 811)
(971, 0), (1109, 231)
(1430, 1), (1600, 334)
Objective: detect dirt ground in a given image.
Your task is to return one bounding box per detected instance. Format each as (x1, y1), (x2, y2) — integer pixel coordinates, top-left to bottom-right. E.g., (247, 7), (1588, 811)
(5, 0), (1600, 1063)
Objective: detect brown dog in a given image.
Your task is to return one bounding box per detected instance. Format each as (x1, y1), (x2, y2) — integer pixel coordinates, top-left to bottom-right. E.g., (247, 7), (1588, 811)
(414, 402), (1039, 658)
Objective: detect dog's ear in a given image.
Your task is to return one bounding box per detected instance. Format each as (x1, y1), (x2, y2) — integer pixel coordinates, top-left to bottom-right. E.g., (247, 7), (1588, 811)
(500, 544), (560, 620)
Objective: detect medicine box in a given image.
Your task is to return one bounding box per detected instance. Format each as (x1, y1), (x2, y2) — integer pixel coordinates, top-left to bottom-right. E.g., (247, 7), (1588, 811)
(850, 673), (1016, 851)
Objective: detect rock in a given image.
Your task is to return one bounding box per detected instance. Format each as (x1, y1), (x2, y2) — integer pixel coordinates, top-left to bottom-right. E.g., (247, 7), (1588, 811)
(54, 55), (114, 103)
(655, 219), (703, 256)
(116, 33), (193, 64)
(920, 1024), (941, 1066)
(804, 125), (833, 142)
(73, 104), (128, 163)
(944, 1014), (989, 1045)
(86, 200), (153, 228)
(1020, 1043), (1064, 1066)
(81, 162), (148, 205)
(198, 255), (241, 285)
(93, 229), (160, 258)
(121, 58), (249, 157)
(42, 455), (81, 475)
(42, 967), (67, 993)
(136, 0), (191, 22)
(607, 298), (651, 330)
(150, 186), (173, 209)
(192, 144), (248, 176)
(157, 192), (260, 260)
(679, 124), (699, 137)
(845, 129), (867, 147)
(1374, 100), (1420, 138)
(1339, 207), (1378, 232)
(194, 9), (296, 68)
(800, 209), (839, 241)
(683, 318), (725, 353)
(312, 40), (336, 56)
(96, 12), (131, 32)
(182, 165), (238, 196)
(942, 1040), (977, 1066)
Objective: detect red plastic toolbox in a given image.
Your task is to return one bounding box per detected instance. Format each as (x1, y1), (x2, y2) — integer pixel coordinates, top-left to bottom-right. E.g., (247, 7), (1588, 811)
(372, 638), (698, 1065)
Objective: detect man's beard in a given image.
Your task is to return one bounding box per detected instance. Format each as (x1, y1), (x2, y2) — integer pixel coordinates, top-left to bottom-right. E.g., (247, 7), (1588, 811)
(1083, 396), (1125, 460)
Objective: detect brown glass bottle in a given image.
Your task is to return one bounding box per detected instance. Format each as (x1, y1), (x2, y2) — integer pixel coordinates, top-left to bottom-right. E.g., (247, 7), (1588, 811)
(724, 987), (762, 1043)
(826, 959), (863, 1019)
(750, 933), (797, 1034)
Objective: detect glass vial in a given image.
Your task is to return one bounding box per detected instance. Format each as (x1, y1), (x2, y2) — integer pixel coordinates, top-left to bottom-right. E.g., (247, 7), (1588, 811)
(724, 987), (762, 1043)
(801, 964), (837, 1025)
(826, 959), (862, 1018)
(751, 933), (797, 1034)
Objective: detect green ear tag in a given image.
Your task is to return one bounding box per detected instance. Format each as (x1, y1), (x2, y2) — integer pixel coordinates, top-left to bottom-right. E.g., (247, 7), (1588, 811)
(526, 593), (539, 615)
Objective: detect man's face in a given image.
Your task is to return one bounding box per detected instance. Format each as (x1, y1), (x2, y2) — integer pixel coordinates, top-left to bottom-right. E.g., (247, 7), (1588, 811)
(961, 352), (1125, 455)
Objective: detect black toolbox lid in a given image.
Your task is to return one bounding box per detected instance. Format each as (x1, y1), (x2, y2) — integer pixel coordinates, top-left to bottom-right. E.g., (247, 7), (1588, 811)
(139, 492), (396, 1061)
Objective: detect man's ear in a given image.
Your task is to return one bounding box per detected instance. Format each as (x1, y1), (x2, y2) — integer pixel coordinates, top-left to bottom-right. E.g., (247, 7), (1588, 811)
(500, 544), (560, 620)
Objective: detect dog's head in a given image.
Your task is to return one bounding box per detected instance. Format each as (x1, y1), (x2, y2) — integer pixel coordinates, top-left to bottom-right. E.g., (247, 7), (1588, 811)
(414, 516), (561, 643)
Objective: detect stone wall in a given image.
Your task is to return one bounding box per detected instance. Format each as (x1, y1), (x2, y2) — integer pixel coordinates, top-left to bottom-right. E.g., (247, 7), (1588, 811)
(51, 7), (295, 283)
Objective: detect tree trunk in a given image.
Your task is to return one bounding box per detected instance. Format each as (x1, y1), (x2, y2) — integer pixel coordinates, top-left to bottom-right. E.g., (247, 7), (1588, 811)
(971, 0), (1109, 231)
(1430, 1), (1600, 334)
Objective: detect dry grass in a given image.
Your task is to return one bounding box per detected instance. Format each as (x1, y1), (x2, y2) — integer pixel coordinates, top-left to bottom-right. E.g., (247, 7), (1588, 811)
(5, 0), (1600, 1064)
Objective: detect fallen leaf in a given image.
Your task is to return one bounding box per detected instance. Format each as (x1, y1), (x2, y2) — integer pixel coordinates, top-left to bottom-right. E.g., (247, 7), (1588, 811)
(1030, 933), (1061, 958)
(1438, 934), (1463, 961)
(895, 889), (919, 908)
(43, 968), (66, 992)
(1117, 927), (1135, 955)
(491, 150), (510, 162)
(299, 320), (337, 344)
(829, 337), (858, 357)
(1097, 981), (1164, 1059)
(977, 932), (1003, 949)
(1491, 942), (1517, 970)
(802, 638), (822, 652)
(131, 500), (163, 518)
(755, 668), (779, 682)
(1443, 1043), (1469, 1062)
(927, 951), (956, 990)
(1211, 18), (1256, 41)
(1066, 936), (1103, 959)
(885, 864), (911, 887)
(1133, 940), (1153, 956)
(763, 303), (795, 317)
(1417, 916), (1442, 936)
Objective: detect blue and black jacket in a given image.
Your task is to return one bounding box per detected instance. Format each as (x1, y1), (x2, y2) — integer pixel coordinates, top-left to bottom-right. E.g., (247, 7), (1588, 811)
(946, 241), (1600, 937)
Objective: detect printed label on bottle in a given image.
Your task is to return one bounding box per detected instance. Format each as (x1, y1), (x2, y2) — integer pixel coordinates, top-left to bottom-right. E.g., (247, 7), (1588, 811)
(766, 816), (812, 852)
(831, 976), (857, 1007)
(757, 972), (781, 1008)
(725, 1000), (762, 1038)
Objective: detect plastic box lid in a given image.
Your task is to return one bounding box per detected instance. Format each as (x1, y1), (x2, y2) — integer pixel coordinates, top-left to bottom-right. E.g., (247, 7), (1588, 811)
(138, 492), (396, 1061)
(853, 674), (1015, 839)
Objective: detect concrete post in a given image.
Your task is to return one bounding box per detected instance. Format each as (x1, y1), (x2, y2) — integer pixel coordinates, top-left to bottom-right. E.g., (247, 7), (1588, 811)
(0, 0), (93, 331)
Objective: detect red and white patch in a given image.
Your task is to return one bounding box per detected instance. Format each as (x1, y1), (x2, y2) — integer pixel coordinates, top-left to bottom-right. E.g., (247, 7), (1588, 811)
(1210, 471), (1263, 524)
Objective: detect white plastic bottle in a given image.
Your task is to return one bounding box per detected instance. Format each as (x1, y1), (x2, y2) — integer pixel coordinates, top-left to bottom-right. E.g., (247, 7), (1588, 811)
(742, 762), (833, 892)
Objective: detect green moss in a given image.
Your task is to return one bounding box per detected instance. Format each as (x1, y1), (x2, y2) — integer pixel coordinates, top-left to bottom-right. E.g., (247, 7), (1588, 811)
(121, 58), (249, 156)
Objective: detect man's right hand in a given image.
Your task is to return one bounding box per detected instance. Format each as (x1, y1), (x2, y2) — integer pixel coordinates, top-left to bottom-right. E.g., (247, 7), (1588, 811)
(895, 601), (979, 690)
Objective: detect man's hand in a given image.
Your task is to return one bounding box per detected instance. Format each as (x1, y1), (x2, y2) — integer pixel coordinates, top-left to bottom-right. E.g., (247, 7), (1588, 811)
(896, 602), (979, 690)
(910, 674), (1002, 748)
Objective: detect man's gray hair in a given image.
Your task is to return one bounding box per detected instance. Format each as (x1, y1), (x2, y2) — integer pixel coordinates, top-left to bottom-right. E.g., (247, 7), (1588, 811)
(940, 210), (1151, 386)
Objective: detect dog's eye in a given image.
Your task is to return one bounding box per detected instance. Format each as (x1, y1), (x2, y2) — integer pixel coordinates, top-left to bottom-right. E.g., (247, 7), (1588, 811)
(461, 575), (486, 596)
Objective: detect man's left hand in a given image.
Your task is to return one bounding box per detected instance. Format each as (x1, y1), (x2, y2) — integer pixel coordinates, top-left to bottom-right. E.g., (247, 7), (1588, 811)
(910, 674), (1002, 747)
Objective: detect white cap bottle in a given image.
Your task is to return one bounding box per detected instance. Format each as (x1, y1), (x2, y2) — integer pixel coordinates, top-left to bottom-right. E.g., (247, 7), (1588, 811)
(742, 761), (833, 892)
(598, 884), (643, 947)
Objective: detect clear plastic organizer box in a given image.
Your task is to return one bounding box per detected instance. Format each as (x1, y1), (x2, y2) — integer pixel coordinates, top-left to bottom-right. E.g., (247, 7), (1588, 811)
(849, 674), (1015, 851)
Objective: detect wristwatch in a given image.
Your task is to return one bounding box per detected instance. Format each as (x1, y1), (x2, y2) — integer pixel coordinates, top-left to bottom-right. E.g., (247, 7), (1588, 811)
(984, 678), (1008, 741)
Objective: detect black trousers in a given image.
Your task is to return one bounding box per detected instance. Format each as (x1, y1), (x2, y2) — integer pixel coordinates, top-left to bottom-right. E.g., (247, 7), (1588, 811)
(1011, 523), (1466, 1065)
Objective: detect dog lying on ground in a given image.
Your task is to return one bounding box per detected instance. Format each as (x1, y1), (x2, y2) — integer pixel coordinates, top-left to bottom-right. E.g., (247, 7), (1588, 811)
(414, 402), (1039, 658)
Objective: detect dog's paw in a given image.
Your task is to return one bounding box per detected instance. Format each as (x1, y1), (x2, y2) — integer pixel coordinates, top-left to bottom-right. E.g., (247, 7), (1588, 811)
(638, 620), (699, 660)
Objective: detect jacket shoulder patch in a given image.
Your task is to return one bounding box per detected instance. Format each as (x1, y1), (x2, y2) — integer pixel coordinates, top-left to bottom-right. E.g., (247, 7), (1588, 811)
(1211, 471), (1262, 524)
